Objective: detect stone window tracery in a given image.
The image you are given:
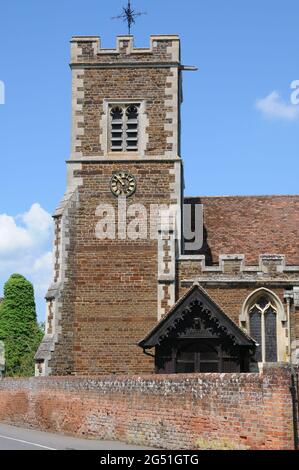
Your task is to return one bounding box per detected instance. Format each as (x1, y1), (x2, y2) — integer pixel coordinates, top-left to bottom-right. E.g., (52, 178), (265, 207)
(241, 288), (288, 365)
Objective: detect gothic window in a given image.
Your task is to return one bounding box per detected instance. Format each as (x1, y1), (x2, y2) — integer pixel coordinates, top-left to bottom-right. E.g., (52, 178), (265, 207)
(249, 296), (278, 363)
(110, 104), (139, 152)
(249, 307), (262, 362)
(264, 307), (278, 362)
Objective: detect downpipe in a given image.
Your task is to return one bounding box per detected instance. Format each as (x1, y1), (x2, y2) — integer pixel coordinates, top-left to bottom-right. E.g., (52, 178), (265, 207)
(290, 368), (299, 450)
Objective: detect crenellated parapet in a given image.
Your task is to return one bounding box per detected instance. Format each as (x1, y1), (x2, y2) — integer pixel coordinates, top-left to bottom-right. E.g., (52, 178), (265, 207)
(178, 253), (299, 284)
(70, 35), (180, 66)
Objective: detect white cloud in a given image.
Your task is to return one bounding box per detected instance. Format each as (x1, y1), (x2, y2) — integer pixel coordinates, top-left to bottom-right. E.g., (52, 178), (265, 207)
(0, 214), (32, 253)
(255, 91), (299, 121)
(29, 252), (53, 298)
(0, 203), (52, 256)
(32, 251), (53, 273)
(0, 204), (53, 320)
(22, 203), (53, 234)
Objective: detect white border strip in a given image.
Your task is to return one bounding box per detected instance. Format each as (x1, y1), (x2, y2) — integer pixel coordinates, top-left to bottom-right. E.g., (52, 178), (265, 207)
(0, 434), (56, 450)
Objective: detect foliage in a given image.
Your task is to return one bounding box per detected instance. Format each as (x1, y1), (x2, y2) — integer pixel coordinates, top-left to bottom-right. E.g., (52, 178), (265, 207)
(0, 274), (43, 377)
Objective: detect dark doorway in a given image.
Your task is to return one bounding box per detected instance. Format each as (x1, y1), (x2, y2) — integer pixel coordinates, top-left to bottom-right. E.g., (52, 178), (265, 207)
(176, 341), (219, 373)
(155, 339), (249, 374)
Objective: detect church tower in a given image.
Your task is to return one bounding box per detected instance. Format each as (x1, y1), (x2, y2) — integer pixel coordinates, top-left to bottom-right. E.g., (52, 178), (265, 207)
(36, 35), (183, 375)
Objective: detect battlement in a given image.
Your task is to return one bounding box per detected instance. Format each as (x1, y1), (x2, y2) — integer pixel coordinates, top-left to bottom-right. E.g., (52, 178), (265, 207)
(70, 35), (181, 66)
(178, 253), (299, 279)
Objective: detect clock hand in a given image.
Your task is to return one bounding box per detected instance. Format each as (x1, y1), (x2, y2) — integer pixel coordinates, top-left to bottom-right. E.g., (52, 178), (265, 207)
(115, 175), (125, 186)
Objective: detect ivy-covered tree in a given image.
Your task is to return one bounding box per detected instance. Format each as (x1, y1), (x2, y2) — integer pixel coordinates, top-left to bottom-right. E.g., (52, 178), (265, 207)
(0, 274), (43, 377)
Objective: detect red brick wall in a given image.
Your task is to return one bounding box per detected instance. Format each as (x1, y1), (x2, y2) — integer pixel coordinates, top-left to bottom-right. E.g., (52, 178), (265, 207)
(0, 365), (297, 450)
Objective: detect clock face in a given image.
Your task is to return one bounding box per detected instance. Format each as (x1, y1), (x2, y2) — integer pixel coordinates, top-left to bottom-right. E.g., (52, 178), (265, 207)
(110, 171), (137, 197)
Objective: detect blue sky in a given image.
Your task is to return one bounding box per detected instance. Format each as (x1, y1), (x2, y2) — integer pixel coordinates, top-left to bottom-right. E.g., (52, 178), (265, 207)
(0, 0), (298, 320)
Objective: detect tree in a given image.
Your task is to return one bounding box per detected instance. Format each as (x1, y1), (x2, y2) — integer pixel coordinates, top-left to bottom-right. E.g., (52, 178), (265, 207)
(0, 274), (43, 377)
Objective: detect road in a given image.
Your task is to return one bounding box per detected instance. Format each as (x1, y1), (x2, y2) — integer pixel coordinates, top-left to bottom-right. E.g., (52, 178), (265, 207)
(0, 423), (151, 450)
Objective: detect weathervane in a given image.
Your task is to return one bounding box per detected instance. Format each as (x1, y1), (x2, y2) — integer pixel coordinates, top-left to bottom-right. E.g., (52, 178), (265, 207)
(112, 1), (146, 35)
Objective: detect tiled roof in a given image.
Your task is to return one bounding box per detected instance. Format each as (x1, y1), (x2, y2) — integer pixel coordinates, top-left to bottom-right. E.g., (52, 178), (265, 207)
(184, 195), (299, 265)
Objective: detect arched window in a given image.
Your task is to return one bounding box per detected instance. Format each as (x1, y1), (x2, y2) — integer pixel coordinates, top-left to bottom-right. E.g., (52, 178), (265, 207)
(241, 289), (287, 364)
(110, 104), (139, 152)
(249, 296), (277, 362)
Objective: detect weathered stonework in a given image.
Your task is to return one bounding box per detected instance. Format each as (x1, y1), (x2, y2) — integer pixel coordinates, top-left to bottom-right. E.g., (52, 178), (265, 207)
(1, 365), (298, 450)
(69, 36), (181, 160)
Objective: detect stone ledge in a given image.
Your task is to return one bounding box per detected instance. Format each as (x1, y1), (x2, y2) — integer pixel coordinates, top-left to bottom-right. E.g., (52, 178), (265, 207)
(67, 156), (182, 163)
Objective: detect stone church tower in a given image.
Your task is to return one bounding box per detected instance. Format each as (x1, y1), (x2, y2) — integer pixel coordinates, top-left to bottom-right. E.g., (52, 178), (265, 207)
(36, 35), (299, 376)
(36, 35), (183, 375)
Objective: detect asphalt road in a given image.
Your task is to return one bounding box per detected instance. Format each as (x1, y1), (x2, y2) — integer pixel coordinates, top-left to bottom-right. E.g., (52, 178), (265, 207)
(0, 423), (151, 450)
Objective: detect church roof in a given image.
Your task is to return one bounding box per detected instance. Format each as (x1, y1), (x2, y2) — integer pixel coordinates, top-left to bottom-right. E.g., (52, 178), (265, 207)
(184, 195), (299, 266)
(138, 284), (256, 350)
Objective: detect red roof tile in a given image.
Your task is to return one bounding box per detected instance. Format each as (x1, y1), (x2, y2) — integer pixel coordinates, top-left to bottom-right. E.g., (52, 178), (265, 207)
(184, 195), (299, 265)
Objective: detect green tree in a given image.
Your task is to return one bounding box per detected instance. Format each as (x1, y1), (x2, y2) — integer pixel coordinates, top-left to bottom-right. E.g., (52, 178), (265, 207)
(0, 274), (43, 377)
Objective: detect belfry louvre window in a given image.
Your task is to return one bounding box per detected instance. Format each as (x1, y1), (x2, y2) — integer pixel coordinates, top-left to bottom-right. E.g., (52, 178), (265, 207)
(110, 104), (139, 152)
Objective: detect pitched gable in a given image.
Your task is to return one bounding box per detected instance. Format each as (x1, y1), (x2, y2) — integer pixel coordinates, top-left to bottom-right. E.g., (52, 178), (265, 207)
(139, 284), (256, 350)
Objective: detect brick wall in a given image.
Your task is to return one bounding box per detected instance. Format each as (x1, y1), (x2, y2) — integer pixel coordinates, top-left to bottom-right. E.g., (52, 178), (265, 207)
(0, 364), (297, 450)
(79, 68), (172, 157)
(48, 162), (177, 375)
